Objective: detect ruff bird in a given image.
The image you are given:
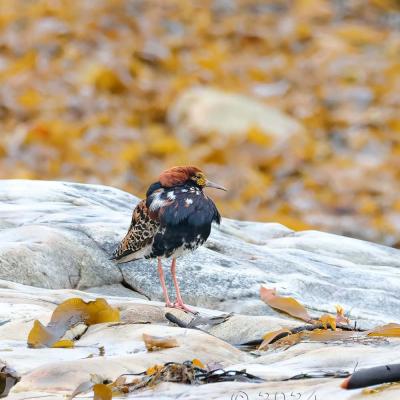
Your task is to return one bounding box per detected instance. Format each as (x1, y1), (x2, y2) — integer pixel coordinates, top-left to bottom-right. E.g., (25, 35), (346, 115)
(112, 166), (226, 313)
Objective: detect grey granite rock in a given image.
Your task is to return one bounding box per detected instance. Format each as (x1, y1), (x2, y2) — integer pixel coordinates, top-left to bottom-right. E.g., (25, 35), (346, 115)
(0, 179), (399, 327)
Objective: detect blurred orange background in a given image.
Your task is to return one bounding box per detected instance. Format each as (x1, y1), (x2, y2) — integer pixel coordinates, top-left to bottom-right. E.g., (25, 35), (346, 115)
(0, 0), (399, 246)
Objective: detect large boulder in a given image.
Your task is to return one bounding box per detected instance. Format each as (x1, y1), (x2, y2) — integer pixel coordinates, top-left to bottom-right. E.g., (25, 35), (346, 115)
(168, 86), (305, 150)
(0, 180), (400, 327)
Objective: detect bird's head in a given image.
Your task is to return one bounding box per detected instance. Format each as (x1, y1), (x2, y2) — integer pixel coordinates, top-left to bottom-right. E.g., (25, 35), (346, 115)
(159, 166), (227, 191)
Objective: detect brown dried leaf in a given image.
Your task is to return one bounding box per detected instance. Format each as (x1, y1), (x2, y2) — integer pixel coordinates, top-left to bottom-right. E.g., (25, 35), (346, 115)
(260, 285), (312, 322)
(259, 328), (291, 351)
(271, 332), (302, 349)
(27, 298), (120, 348)
(143, 333), (179, 352)
(368, 323), (400, 337)
(305, 329), (355, 342)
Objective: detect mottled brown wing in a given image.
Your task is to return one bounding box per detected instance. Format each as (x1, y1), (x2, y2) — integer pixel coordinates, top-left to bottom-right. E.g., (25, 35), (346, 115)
(112, 200), (159, 263)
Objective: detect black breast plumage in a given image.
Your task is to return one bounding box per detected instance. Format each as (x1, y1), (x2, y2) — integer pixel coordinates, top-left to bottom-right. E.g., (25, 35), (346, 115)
(146, 182), (221, 258)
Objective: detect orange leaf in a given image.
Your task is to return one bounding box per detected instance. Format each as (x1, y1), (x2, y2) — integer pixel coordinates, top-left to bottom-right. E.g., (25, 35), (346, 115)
(260, 285), (312, 322)
(192, 359), (205, 369)
(368, 323), (400, 337)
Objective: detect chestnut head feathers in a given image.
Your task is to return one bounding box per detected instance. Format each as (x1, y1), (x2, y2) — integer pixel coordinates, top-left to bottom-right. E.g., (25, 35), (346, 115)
(159, 166), (227, 191)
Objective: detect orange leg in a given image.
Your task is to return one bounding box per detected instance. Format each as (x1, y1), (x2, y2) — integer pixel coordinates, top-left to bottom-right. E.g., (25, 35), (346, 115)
(170, 257), (197, 314)
(157, 257), (173, 307)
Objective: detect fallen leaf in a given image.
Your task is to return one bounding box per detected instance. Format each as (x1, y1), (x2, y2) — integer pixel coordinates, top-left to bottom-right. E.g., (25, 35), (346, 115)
(260, 285), (312, 322)
(368, 323), (400, 337)
(271, 332), (302, 349)
(27, 298), (120, 348)
(51, 339), (75, 348)
(146, 364), (163, 375)
(143, 333), (179, 351)
(93, 383), (112, 400)
(305, 329), (356, 342)
(318, 314), (337, 330)
(105, 360), (263, 394)
(259, 328), (291, 350)
(192, 359), (205, 369)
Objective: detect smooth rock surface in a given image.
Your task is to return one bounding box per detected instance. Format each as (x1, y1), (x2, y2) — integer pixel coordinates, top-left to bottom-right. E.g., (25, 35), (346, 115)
(0, 282), (398, 400)
(168, 87), (305, 150)
(1, 180), (400, 328)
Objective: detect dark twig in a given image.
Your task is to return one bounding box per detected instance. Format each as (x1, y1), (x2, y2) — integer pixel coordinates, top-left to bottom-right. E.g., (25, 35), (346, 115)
(285, 370), (350, 380)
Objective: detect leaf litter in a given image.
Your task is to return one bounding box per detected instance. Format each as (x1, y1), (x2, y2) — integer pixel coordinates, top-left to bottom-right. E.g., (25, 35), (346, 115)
(69, 360), (264, 398)
(258, 285), (399, 352)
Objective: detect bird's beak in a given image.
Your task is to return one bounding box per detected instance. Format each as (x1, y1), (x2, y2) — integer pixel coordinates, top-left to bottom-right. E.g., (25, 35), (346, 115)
(205, 180), (227, 191)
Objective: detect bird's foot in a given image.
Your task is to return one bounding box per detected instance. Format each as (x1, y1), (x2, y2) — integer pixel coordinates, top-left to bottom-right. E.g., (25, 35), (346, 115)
(165, 301), (174, 308)
(172, 301), (198, 314)
(165, 300), (197, 314)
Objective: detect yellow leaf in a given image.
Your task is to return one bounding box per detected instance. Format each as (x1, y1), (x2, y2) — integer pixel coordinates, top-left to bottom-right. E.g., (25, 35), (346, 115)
(368, 323), (400, 337)
(318, 314), (337, 330)
(93, 384), (112, 400)
(51, 339), (74, 348)
(146, 364), (163, 375)
(27, 298), (120, 348)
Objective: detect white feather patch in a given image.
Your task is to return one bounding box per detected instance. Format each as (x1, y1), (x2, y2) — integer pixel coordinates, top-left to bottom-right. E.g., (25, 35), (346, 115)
(150, 190), (169, 211)
(167, 191), (176, 200)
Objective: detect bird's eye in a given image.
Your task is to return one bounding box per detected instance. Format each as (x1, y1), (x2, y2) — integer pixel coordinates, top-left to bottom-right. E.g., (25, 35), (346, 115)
(196, 174), (206, 186)
(191, 173), (206, 186)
